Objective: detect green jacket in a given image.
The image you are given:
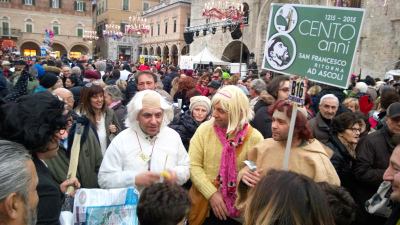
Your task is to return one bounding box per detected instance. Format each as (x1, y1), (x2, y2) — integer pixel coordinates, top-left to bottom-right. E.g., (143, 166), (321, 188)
(46, 116), (103, 188)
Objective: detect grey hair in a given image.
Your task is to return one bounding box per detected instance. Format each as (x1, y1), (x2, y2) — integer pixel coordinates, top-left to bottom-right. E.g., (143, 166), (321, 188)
(95, 61), (106, 72)
(0, 140), (32, 203)
(71, 66), (81, 76)
(104, 85), (124, 101)
(319, 94), (339, 105)
(250, 79), (267, 94)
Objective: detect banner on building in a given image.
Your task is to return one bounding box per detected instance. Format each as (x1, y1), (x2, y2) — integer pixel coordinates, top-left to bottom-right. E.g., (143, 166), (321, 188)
(179, 56), (194, 70)
(262, 4), (364, 89)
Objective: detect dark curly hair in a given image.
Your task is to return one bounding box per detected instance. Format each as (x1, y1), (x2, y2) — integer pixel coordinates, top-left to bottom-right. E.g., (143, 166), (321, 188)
(331, 112), (363, 134)
(137, 183), (190, 225)
(0, 92), (67, 154)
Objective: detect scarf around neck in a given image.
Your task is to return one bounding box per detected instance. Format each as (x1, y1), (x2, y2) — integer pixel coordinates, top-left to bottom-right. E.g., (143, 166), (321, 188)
(214, 123), (249, 218)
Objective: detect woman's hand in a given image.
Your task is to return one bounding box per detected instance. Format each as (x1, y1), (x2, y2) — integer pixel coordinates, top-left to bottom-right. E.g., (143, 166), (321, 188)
(60, 177), (81, 197)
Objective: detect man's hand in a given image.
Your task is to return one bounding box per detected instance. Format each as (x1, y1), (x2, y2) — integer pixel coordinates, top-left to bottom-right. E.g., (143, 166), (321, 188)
(60, 177), (81, 197)
(241, 167), (263, 188)
(209, 191), (228, 220)
(161, 170), (178, 184)
(135, 171), (160, 187)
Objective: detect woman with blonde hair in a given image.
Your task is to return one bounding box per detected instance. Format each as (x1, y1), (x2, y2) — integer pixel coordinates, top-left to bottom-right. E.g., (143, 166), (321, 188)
(244, 170), (335, 225)
(189, 85), (263, 225)
(343, 97), (360, 112)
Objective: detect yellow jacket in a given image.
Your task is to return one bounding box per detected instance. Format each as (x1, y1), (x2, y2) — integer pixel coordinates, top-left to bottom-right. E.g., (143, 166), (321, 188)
(189, 120), (264, 200)
(236, 138), (341, 210)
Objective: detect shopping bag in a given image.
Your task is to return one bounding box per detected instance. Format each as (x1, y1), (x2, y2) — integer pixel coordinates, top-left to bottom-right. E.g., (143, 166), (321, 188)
(73, 187), (139, 225)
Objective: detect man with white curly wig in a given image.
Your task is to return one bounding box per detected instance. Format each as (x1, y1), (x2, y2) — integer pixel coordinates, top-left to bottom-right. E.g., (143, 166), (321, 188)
(98, 90), (190, 190)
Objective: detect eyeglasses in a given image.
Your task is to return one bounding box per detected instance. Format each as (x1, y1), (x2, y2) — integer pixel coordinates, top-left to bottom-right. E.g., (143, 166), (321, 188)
(348, 127), (362, 133)
(279, 87), (290, 92)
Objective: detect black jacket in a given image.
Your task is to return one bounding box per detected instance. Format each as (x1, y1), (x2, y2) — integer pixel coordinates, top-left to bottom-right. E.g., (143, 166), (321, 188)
(250, 93), (275, 138)
(386, 204), (400, 225)
(351, 125), (395, 225)
(34, 156), (63, 225)
(325, 135), (356, 191)
(169, 110), (200, 150)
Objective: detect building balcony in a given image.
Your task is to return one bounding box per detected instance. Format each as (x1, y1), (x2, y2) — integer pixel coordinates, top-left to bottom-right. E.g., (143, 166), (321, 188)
(0, 28), (22, 38)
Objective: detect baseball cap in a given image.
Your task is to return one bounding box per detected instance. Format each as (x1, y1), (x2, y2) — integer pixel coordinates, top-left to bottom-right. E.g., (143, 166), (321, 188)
(207, 80), (221, 89)
(387, 102), (400, 118)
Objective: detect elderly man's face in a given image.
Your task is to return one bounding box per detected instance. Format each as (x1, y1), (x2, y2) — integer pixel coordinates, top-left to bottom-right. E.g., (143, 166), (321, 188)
(319, 98), (339, 120)
(137, 108), (163, 137)
(62, 67), (71, 78)
(384, 147), (400, 201)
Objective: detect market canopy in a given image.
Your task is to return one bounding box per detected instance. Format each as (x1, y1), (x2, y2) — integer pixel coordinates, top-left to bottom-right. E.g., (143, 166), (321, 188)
(192, 47), (229, 65)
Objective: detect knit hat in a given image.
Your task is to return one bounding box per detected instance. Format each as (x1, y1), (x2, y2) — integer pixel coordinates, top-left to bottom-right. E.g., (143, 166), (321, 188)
(84, 69), (101, 80)
(34, 64), (45, 78)
(39, 72), (59, 89)
(207, 80), (221, 89)
(1, 60), (11, 66)
(355, 82), (368, 93)
(189, 96), (211, 114)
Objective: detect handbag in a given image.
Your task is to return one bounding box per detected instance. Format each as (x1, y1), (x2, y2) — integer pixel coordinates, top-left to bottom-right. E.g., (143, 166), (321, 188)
(365, 181), (393, 218)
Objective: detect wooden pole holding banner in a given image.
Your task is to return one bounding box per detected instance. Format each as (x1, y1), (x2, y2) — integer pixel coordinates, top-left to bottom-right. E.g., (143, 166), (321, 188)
(66, 123), (83, 195)
(283, 77), (307, 170)
(283, 104), (297, 170)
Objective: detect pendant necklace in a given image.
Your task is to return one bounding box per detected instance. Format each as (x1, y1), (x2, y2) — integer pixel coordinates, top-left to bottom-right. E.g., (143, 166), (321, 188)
(135, 131), (157, 171)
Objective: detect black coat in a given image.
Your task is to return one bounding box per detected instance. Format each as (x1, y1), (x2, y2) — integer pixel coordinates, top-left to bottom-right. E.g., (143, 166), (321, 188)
(34, 156), (63, 225)
(351, 125), (395, 225)
(386, 203), (400, 225)
(250, 95), (274, 139)
(169, 110), (200, 150)
(325, 135), (356, 192)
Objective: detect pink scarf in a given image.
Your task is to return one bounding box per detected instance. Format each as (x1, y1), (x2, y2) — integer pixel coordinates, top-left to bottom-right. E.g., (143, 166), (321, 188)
(214, 123), (249, 218)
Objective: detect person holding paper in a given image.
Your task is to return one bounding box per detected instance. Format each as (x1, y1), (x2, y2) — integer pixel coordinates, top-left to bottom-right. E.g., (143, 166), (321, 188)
(236, 100), (340, 212)
(98, 90), (190, 190)
(188, 85), (263, 225)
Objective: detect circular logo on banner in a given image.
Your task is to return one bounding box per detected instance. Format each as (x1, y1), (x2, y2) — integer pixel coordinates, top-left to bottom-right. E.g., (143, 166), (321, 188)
(274, 5), (298, 33)
(265, 33), (296, 70)
(79, 190), (87, 205)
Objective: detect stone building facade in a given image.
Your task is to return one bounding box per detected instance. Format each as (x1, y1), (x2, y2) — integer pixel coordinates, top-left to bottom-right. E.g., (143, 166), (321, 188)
(94, 0), (159, 61)
(189, 0), (400, 79)
(0, 0), (93, 58)
(140, 0), (191, 65)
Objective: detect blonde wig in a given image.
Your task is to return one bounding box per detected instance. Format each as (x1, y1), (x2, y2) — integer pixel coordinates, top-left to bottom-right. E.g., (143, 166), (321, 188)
(211, 85), (253, 134)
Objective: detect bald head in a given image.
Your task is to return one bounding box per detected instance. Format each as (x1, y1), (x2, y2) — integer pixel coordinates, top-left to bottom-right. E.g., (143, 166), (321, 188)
(53, 88), (74, 111)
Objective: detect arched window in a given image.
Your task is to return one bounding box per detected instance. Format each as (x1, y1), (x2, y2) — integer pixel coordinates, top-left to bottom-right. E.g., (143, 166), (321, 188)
(25, 18), (34, 33)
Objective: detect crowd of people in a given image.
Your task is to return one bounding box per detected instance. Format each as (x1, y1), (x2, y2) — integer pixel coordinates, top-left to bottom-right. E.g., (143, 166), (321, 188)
(1, 53), (400, 225)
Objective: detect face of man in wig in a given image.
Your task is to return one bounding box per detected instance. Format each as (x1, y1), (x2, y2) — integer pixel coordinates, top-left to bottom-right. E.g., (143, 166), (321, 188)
(212, 102), (229, 128)
(136, 93), (164, 137)
(271, 109), (290, 142)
